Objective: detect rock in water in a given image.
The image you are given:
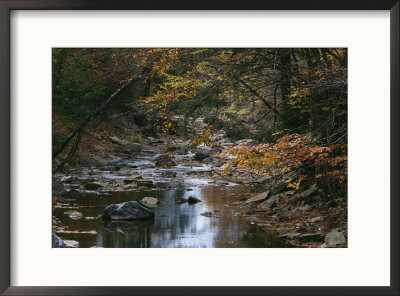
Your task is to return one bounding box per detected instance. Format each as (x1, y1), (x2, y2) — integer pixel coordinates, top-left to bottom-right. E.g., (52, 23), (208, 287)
(102, 201), (154, 220)
(188, 196), (201, 205)
(84, 182), (103, 190)
(140, 197), (160, 207)
(52, 233), (65, 248)
(245, 191), (270, 204)
(107, 158), (124, 166)
(64, 210), (83, 220)
(161, 171), (177, 178)
(193, 152), (210, 162)
(175, 197), (188, 204)
(52, 182), (65, 194)
(64, 240), (79, 248)
(136, 180), (154, 188)
(126, 174), (141, 180)
(118, 166), (131, 173)
(124, 174), (141, 184)
(68, 189), (84, 199)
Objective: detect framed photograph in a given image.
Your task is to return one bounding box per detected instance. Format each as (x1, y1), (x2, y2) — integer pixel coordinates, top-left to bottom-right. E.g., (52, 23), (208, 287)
(1, 1), (399, 295)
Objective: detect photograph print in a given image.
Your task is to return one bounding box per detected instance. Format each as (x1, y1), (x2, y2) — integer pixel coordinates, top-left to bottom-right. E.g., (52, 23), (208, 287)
(52, 48), (348, 248)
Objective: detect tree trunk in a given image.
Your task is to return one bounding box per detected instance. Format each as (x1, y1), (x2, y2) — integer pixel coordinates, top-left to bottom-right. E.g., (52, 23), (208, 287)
(52, 77), (135, 160)
(279, 49), (292, 103)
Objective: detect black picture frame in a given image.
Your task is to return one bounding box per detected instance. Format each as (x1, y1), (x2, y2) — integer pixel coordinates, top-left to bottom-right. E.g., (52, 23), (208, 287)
(0, 1), (399, 295)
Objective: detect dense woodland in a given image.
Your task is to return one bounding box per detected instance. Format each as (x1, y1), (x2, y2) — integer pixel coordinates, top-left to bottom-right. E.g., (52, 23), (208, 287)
(52, 48), (348, 248)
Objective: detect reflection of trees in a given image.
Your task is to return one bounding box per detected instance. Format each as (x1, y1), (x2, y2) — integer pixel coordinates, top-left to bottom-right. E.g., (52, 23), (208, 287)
(55, 185), (286, 248)
(203, 186), (240, 247)
(103, 219), (154, 247)
(206, 186), (284, 248)
(103, 219), (154, 235)
(149, 188), (207, 247)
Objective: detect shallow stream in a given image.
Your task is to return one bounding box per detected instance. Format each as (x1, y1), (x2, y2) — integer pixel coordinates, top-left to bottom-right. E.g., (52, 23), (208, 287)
(53, 153), (286, 248)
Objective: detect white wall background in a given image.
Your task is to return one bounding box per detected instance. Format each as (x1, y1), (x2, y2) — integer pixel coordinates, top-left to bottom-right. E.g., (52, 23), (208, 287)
(11, 10), (390, 286)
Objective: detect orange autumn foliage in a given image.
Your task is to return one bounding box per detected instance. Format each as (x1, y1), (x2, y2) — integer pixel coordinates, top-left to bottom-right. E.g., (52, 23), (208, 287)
(218, 134), (347, 188)
(190, 125), (215, 147)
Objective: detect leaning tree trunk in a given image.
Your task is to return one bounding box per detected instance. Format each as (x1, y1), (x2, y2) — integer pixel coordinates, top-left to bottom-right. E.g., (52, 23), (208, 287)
(52, 77), (135, 161)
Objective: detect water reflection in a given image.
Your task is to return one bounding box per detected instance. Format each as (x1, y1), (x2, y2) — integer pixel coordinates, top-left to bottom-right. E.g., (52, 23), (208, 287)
(53, 185), (286, 248)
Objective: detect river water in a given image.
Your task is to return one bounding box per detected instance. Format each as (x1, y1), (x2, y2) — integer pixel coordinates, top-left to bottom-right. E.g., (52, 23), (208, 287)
(53, 153), (287, 248)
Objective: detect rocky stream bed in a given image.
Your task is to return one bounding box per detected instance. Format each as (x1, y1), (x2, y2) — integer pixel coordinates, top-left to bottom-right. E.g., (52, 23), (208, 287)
(52, 132), (347, 248)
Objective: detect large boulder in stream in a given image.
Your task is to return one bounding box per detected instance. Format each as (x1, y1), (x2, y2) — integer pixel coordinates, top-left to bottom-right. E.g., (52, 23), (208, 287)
(52, 233), (65, 248)
(102, 201), (154, 220)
